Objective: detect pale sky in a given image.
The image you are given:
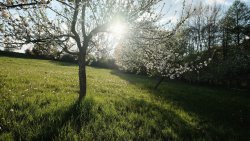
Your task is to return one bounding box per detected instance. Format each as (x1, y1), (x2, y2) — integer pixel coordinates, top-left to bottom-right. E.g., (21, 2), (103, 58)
(1, 0), (249, 53)
(159, 0), (250, 25)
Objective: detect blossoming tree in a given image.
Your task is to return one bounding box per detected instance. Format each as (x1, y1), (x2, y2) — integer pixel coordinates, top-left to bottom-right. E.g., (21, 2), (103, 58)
(116, 22), (215, 89)
(0, 0), (163, 101)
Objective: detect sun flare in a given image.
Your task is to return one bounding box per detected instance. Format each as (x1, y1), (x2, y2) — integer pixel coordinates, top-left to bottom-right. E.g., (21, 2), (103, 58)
(110, 22), (127, 35)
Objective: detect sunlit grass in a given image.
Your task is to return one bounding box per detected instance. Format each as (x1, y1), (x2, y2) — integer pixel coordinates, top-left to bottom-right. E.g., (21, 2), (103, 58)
(0, 56), (249, 140)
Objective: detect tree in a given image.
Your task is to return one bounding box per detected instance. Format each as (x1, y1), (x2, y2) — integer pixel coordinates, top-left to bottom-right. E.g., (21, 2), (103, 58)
(0, 0), (163, 101)
(222, 0), (250, 46)
(115, 3), (223, 89)
(32, 41), (61, 59)
(184, 3), (221, 52)
(115, 22), (215, 89)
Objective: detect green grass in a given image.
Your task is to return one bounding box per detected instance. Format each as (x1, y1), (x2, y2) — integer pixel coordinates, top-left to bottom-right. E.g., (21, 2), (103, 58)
(0, 56), (249, 141)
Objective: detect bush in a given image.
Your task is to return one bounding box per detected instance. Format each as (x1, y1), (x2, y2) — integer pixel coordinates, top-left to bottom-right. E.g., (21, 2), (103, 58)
(183, 47), (250, 88)
(60, 54), (78, 63)
(87, 56), (118, 69)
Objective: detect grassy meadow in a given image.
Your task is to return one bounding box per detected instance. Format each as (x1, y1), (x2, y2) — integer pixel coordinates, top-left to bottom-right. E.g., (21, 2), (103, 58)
(0, 56), (249, 141)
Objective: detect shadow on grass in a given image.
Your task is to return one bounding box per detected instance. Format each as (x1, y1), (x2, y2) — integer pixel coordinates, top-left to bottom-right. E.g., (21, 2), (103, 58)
(113, 98), (206, 140)
(12, 98), (94, 141)
(6, 96), (205, 140)
(35, 98), (205, 140)
(110, 69), (250, 141)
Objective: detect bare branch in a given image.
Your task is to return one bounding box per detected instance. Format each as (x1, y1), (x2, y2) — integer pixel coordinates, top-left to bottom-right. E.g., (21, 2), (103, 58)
(56, 0), (74, 9)
(47, 6), (71, 22)
(0, 1), (51, 10)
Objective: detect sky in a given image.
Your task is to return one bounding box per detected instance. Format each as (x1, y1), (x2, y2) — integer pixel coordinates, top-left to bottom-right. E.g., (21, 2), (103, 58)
(159, 0), (250, 25)
(1, 0), (249, 53)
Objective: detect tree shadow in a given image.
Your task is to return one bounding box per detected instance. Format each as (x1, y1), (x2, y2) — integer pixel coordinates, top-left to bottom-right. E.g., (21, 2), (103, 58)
(110, 69), (250, 140)
(11, 97), (94, 141)
(7, 96), (205, 140)
(115, 98), (208, 140)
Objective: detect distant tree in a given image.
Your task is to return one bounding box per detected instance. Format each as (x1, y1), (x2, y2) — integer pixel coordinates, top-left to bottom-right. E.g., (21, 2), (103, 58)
(3, 45), (14, 52)
(185, 3), (221, 52)
(32, 42), (60, 59)
(180, 1), (250, 86)
(25, 48), (32, 56)
(222, 0), (250, 46)
(61, 53), (77, 62)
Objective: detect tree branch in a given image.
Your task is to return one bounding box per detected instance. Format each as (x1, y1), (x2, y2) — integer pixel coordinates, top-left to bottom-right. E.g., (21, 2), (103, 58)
(71, 0), (82, 50)
(47, 6), (71, 22)
(0, 1), (51, 10)
(56, 0), (74, 9)
(81, 4), (87, 38)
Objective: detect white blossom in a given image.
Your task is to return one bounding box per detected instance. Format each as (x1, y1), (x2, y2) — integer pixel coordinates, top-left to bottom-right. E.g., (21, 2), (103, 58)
(2, 10), (10, 19)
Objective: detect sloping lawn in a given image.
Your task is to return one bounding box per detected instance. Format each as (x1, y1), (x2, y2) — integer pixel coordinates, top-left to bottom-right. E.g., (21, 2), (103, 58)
(0, 56), (249, 141)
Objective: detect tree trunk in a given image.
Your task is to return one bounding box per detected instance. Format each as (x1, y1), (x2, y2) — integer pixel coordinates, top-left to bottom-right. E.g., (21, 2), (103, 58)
(222, 28), (227, 60)
(208, 25), (211, 50)
(154, 77), (164, 90)
(78, 54), (86, 101)
(236, 11), (240, 46)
